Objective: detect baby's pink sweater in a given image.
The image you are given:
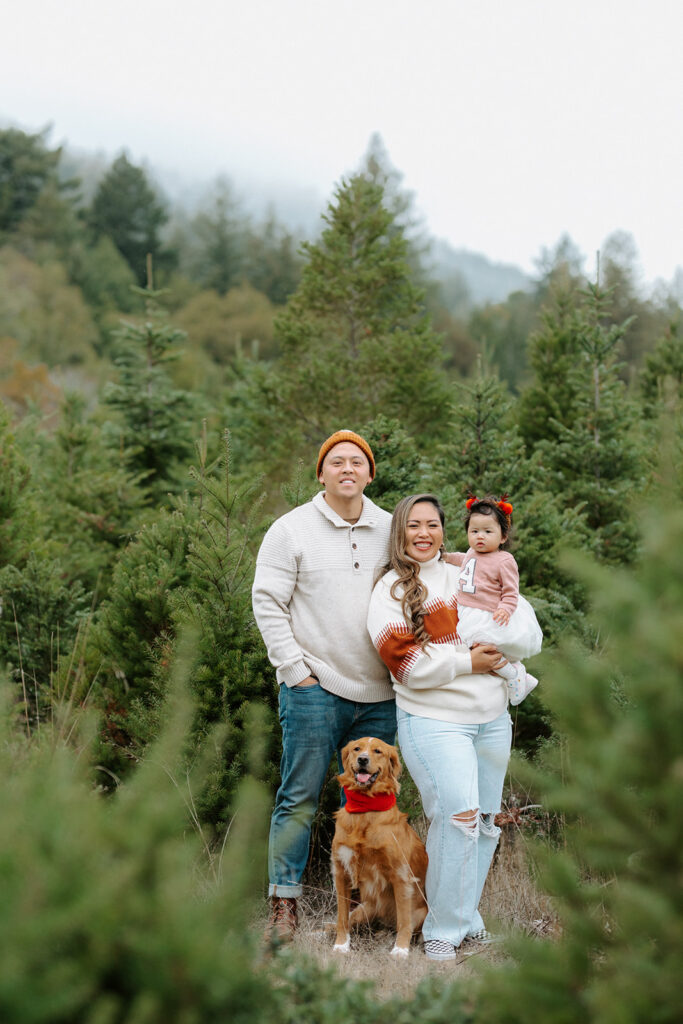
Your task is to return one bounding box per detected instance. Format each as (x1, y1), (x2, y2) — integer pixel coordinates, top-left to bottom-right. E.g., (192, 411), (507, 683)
(450, 548), (519, 615)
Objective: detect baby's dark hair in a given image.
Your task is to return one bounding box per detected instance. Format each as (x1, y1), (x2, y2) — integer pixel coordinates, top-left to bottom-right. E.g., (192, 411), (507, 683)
(464, 495), (512, 546)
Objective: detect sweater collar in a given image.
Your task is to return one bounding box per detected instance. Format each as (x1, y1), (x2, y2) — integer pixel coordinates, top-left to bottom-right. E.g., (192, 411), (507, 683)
(312, 490), (378, 528)
(342, 786), (397, 813)
(410, 552), (443, 573)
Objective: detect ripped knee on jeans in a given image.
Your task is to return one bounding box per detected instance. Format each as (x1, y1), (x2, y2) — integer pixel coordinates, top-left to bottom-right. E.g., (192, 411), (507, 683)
(451, 808), (479, 839)
(479, 812), (501, 840)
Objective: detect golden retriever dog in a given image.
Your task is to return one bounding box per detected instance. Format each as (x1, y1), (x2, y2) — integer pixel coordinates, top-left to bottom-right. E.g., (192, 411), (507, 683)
(331, 737), (428, 957)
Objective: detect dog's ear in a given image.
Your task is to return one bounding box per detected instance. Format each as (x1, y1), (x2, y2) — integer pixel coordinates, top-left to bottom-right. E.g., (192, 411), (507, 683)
(389, 746), (402, 784)
(337, 740), (355, 788)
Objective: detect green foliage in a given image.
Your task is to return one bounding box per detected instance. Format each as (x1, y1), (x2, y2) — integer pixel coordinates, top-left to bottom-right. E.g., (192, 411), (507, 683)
(67, 235), (138, 315)
(0, 400), (35, 566)
(0, 655), (274, 1024)
(102, 292), (200, 498)
(243, 212), (302, 305)
(0, 126), (62, 235)
(174, 282), (276, 363)
(469, 290), (539, 391)
(87, 431), (276, 825)
(532, 281), (645, 563)
(474, 490), (683, 1023)
(640, 319), (683, 416)
(27, 393), (147, 594)
(0, 552), (88, 725)
(184, 175), (246, 295)
(361, 415), (424, 510)
(0, 246), (98, 366)
(518, 280), (584, 449)
(89, 154), (171, 286)
(435, 369), (528, 500)
(230, 174), (451, 477)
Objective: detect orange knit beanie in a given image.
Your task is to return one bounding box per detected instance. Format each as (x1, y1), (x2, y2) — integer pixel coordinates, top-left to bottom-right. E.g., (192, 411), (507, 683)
(316, 430), (375, 479)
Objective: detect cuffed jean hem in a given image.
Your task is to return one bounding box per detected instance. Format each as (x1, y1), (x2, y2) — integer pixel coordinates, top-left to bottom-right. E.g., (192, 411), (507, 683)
(268, 882), (302, 898)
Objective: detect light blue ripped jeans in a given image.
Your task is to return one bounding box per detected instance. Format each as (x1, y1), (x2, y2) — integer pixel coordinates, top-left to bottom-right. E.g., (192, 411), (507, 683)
(397, 707), (511, 947)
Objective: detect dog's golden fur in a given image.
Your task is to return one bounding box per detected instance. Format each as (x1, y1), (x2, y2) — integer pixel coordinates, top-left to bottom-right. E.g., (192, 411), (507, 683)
(331, 737), (428, 956)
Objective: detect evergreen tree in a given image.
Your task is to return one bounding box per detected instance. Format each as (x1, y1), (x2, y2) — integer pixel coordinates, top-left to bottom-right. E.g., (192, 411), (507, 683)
(517, 280), (584, 449)
(0, 127), (63, 236)
(0, 400), (35, 568)
(187, 176), (245, 295)
(640, 319), (683, 416)
(230, 174), (451, 477)
(243, 210), (302, 306)
(468, 289), (539, 391)
(533, 281), (645, 564)
(28, 393), (147, 595)
(360, 415), (423, 511)
(435, 368), (529, 500)
(86, 431), (275, 825)
(89, 154), (170, 285)
(101, 290), (200, 499)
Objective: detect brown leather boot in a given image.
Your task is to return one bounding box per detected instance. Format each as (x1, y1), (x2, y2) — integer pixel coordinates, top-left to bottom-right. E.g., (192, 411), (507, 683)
(269, 896), (298, 941)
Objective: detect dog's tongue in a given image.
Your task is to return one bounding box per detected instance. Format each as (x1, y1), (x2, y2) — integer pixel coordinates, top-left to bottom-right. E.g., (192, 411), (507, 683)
(356, 772), (371, 784)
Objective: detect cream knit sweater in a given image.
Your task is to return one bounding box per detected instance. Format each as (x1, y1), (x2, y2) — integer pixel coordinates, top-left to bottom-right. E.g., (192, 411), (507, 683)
(252, 491), (394, 702)
(367, 554), (508, 724)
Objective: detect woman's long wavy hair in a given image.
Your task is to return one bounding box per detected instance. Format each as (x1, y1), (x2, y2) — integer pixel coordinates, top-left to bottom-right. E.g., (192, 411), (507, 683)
(378, 493), (446, 647)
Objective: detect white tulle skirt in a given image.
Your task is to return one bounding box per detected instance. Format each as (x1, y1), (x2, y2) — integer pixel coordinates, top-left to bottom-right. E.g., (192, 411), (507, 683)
(457, 594), (543, 661)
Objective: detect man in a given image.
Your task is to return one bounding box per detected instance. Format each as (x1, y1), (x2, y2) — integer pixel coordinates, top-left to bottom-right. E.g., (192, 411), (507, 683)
(252, 430), (396, 937)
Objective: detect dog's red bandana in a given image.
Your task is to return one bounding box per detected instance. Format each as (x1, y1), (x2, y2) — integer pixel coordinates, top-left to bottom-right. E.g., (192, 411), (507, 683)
(342, 787), (397, 813)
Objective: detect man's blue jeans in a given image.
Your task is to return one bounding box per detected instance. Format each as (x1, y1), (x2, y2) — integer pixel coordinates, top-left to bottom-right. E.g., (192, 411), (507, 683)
(268, 682), (397, 897)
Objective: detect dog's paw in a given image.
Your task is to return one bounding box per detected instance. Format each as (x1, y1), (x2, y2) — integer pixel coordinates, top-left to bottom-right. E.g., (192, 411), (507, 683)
(390, 945), (409, 957)
(333, 938), (350, 954)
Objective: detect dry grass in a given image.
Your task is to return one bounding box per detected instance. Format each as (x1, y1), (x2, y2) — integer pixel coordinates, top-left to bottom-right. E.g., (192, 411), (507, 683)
(257, 823), (560, 1002)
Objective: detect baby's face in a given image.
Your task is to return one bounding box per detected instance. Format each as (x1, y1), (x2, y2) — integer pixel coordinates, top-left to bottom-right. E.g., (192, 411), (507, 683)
(467, 513), (503, 554)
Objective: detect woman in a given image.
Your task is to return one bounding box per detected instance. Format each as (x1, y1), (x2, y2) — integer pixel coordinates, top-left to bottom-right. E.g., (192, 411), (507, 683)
(367, 493), (515, 961)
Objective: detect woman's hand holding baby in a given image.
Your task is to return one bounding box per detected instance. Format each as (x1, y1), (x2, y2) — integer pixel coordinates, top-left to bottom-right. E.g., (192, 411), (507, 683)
(469, 643), (507, 674)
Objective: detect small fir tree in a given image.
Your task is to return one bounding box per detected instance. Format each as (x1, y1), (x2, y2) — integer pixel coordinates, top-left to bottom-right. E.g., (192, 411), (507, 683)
(102, 288), (200, 500)
(533, 280), (645, 564)
(639, 319), (683, 417)
(517, 280), (585, 449)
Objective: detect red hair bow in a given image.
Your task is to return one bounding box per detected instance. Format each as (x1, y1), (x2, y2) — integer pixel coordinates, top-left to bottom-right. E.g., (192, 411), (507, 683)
(465, 496), (478, 510)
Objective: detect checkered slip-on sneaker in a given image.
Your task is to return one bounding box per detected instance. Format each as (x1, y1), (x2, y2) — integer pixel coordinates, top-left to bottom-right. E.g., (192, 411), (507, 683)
(461, 928), (502, 955)
(424, 939), (458, 961)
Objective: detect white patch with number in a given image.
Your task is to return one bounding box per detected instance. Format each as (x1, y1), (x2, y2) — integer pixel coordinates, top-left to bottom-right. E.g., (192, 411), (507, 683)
(460, 558), (477, 594)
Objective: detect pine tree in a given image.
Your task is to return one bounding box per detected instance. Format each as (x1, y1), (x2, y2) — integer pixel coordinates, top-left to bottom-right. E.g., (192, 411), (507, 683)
(533, 280), (645, 564)
(640, 319), (683, 417)
(86, 431), (275, 825)
(28, 392), (146, 595)
(517, 280), (584, 449)
(435, 368), (529, 500)
(229, 174), (451, 477)
(102, 289), (200, 500)
(0, 127), (63, 235)
(89, 154), (171, 285)
(0, 400), (35, 567)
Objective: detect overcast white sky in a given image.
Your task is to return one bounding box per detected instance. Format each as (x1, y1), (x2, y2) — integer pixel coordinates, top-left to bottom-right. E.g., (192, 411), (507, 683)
(3, 0), (682, 286)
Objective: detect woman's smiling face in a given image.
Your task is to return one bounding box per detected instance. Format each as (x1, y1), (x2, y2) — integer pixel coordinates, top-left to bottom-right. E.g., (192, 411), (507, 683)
(404, 501), (444, 562)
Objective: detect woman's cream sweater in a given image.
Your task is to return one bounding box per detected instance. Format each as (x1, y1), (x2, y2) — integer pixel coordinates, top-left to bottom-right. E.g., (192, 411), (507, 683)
(367, 554), (508, 724)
